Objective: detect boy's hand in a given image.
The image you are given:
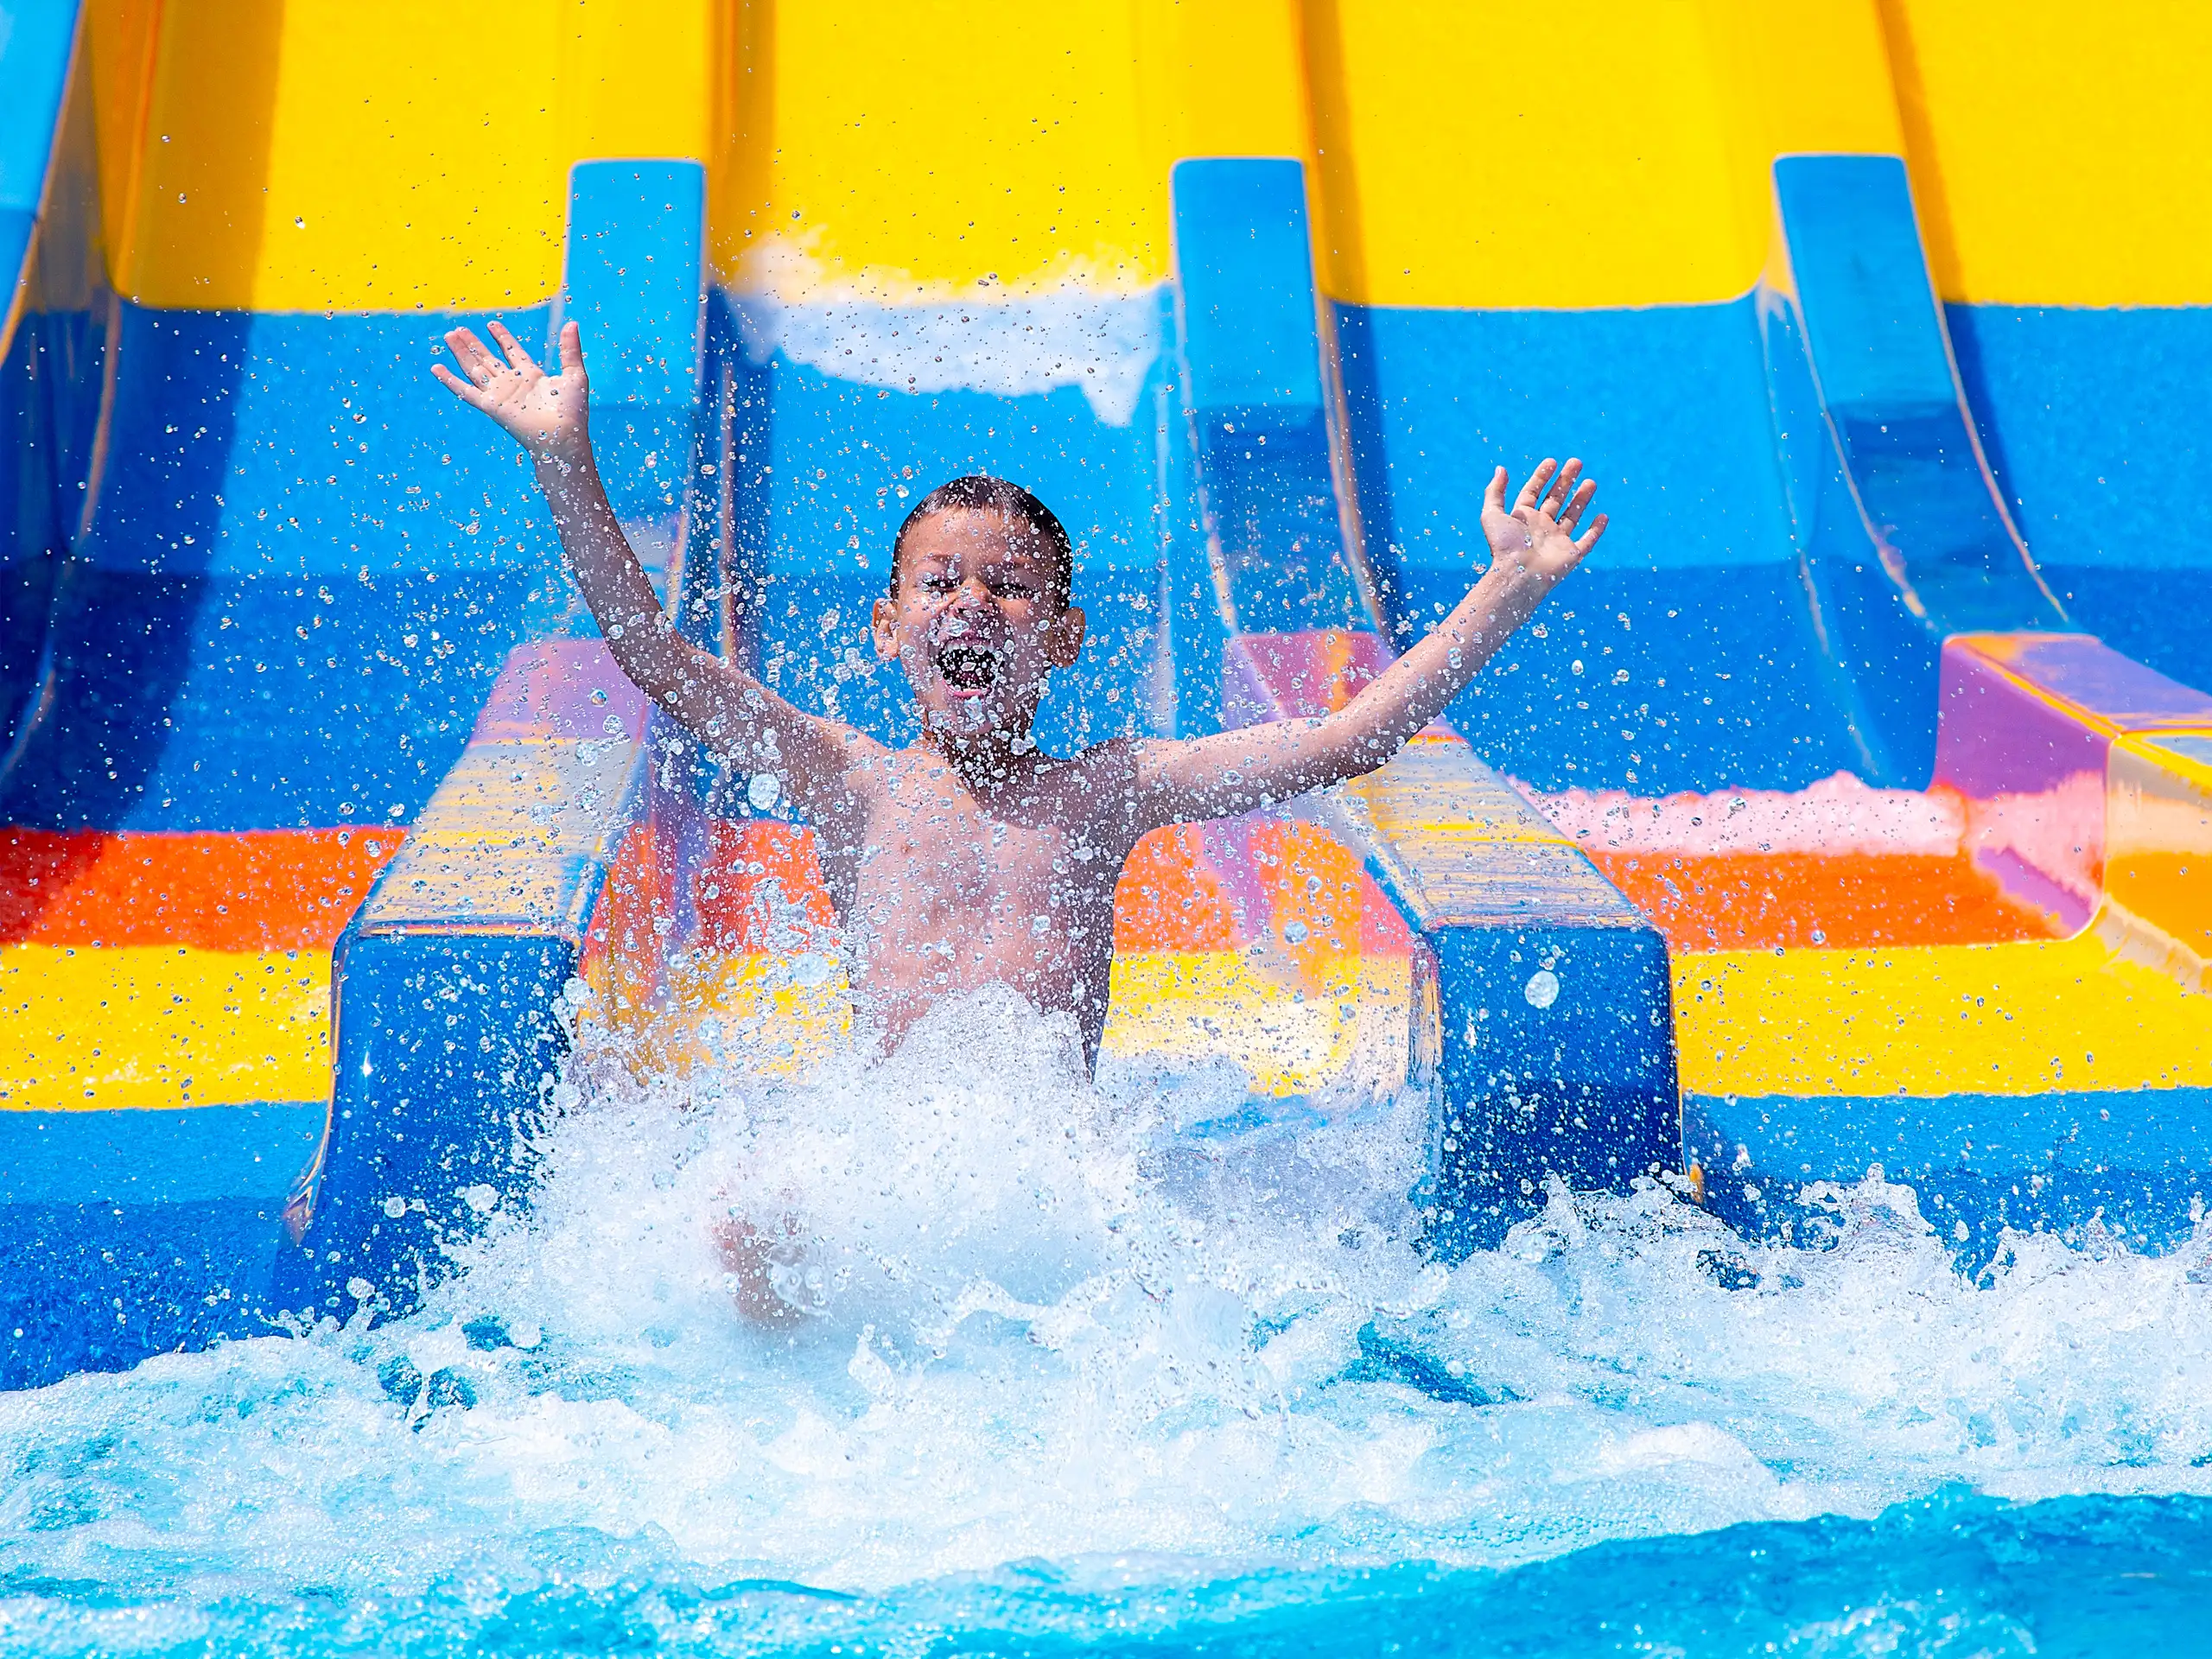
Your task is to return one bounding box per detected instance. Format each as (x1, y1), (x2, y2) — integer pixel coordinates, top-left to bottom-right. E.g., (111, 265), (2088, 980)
(1481, 458), (1606, 586)
(432, 319), (590, 465)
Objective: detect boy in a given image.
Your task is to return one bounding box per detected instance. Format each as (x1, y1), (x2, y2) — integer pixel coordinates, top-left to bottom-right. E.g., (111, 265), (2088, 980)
(434, 321), (1604, 1069)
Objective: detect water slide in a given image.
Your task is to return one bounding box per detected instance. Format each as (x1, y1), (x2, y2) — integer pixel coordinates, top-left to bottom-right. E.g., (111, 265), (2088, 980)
(3, 0), (2209, 1389)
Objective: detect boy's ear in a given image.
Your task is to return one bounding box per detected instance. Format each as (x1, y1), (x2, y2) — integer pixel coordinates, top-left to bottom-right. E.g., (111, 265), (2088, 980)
(1045, 604), (1086, 670)
(870, 595), (901, 659)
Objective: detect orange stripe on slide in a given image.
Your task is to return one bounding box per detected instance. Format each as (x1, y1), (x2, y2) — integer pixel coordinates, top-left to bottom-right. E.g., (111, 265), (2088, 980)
(0, 830), (404, 950)
(1113, 825), (1243, 953)
(693, 821), (839, 954)
(1588, 851), (2064, 952)
(1254, 819), (1414, 960)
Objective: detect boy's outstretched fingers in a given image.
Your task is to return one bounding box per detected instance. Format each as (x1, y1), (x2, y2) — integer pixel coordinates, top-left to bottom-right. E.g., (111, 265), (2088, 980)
(486, 317), (541, 375)
(1573, 512), (1608, 555)
(1543, 458), (1585, 518)
(434, 326), (496, 397)
(1483, 465), (1511, 514)
(1516, 458), (1560, 513)
(1554, 463), (1606, 554)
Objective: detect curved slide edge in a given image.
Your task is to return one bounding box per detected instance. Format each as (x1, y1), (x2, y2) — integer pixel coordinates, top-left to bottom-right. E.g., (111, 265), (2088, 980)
(1, 0), (105, 753)
(0, 0), (79, 355)
(1756, 152), (2066, 786)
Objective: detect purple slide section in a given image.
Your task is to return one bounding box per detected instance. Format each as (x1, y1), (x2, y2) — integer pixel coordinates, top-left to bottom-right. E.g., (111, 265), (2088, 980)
(1932, 632), (2212, 937)
(1936, 633), (2212, 799)
(1221, 630), (1394, 726)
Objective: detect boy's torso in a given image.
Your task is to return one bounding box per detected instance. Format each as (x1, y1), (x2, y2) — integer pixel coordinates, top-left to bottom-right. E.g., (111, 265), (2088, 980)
(820, 741), (1145, 1060)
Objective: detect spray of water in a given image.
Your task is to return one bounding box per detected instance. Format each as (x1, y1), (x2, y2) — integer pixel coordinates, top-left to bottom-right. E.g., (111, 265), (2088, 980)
(6, 989), (2212, 1650)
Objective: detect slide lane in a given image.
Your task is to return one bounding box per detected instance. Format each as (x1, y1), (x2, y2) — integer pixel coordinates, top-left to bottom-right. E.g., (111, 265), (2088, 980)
(1287, 5), (2212, 1250)
(1637, 158), (2212, 1251)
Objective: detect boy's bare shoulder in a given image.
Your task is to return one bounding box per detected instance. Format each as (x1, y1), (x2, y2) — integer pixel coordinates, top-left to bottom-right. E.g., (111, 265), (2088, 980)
(1048, 736), (1152, 843)
(1056, 734), (1143, 786)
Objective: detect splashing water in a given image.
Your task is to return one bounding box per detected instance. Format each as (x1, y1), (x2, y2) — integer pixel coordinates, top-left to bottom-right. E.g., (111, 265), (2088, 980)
(8, 989), (2212, 1655)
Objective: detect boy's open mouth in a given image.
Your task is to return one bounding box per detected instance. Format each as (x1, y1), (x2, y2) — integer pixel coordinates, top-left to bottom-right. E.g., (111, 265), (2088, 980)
(936, 643), (1001, 692)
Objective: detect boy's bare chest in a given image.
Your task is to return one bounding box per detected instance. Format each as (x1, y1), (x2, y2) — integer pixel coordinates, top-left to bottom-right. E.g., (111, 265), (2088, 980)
(855, 780), (1112, 916)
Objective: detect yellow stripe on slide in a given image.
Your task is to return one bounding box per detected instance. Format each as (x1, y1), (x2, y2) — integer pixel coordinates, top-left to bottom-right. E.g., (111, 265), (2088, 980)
(1106, 949), (1410, 1098)
(1675, 932), (2212, 1101)
(0, 946), (330, 1112)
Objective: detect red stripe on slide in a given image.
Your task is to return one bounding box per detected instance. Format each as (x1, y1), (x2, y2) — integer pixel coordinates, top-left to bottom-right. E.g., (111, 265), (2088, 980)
(0, 829), (404, 950)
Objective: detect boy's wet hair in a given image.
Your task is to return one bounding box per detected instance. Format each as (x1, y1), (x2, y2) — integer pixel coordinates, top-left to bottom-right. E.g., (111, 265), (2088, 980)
(889, 474), (1073, 609)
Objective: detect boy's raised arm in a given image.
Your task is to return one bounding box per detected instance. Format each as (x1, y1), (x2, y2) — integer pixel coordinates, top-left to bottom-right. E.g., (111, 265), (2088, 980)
(1132, 459), (1605, 827)
(433, 321), (879, 815)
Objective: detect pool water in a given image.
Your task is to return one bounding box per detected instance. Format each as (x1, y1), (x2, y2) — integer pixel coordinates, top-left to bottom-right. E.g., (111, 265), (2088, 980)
(6, 991), (2212, 1656)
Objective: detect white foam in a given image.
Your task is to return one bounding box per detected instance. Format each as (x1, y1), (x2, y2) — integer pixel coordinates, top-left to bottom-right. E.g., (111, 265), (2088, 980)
(732, 241), (1162, 427)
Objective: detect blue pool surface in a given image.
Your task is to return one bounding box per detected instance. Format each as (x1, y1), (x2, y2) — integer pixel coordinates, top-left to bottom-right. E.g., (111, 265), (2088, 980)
(5, 1492), (2209, 1655)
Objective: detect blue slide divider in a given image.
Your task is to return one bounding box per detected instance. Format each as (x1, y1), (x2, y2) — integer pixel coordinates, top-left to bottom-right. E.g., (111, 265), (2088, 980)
(1329, 746), (1678, 1255)
(556, 161), (707, 547)
(1171, 158), (1372, 639)
(1170, 158), (1679, 1252)
(277, 639), (650, 1313)
(1757, 152), (2065, 786)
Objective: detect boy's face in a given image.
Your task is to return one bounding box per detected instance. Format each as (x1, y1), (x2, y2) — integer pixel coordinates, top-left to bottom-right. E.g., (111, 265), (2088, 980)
(871, 507), (1085, 742)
